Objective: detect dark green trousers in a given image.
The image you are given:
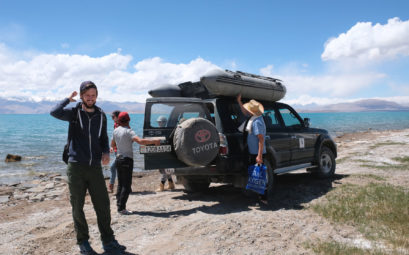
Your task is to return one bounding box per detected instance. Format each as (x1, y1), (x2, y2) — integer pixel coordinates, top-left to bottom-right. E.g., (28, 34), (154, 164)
(67, 162), (114, 245)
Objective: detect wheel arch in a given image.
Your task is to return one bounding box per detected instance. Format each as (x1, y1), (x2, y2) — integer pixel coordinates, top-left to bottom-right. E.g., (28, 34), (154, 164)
(314, 135), (337, 163)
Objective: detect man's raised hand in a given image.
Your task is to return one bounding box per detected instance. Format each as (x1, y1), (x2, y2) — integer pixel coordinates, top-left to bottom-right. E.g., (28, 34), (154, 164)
(68, 91), (78, 102)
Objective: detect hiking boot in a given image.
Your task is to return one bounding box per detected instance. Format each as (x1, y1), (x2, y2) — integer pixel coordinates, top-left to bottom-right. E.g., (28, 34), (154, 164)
(103, 239), (126, 254)
(108, 183), (114, 193)
(118, 209), (133, 215)
(79, 240), (98, 255)
(167, 180), (175, 190)
(156, 182), (164, 192)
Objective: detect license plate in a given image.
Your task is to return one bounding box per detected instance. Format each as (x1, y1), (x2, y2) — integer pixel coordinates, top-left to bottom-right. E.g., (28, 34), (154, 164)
(140, 145), (172, 154)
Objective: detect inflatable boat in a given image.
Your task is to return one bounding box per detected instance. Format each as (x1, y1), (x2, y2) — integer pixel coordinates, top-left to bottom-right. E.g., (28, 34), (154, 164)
(200, 69), (286, 101)
(149, 69), (287, 101)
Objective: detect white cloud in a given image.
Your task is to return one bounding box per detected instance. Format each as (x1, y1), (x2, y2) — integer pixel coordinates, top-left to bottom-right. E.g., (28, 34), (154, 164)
(0, 45), (219, 102)
(281, 94), (351, 106)
(322, 17), (409, 63)
(259, 63), (386, 98)
(260, 64), (274, 77)
(282, 72), (385, 98)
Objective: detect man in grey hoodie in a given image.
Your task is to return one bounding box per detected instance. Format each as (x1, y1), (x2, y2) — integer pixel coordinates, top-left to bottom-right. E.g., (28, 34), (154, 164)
(51, 81), (126, 255)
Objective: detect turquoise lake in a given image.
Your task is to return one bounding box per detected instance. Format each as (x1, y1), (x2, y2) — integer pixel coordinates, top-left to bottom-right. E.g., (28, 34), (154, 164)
(1, 111), (409, 184)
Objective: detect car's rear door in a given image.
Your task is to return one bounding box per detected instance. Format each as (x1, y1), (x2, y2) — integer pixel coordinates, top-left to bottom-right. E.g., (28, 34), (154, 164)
(262, 103), (292, 167)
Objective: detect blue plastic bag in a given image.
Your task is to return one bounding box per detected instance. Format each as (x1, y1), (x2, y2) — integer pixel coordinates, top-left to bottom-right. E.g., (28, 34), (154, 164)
(246, 164), (267, 194)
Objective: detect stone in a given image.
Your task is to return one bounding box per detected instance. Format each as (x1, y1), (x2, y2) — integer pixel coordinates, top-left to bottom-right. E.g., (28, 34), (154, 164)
(18, 183), (37, 190)
(5, 154), (22, 162)
(26, 186), (47, 193)
(54, 176), (68, 182)
(29, 193), (45, 202)
(46, 190), (64, 199)
(14, 194), (29, 200)
(0, 195), (10, 203)
(45, 183), (55, 189)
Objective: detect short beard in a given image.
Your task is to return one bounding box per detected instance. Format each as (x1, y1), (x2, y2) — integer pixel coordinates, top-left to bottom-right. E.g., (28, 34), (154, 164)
(83, 102), (95, 109)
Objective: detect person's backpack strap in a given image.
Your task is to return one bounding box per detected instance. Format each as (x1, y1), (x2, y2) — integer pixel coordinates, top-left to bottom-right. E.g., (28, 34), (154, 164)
(67, 103), (81, 146)
(242, 116), (251, 147)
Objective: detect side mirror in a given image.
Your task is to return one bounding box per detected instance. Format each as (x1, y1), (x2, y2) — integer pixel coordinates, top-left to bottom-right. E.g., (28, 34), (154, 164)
(303, 118), (310, 128)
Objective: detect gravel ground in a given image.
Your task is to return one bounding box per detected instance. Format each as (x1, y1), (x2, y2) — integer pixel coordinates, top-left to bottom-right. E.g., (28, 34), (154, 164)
(1, 129), (408, 255)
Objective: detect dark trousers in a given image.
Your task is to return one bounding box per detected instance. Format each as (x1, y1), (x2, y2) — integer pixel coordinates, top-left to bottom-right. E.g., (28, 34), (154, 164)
(115, 157), (134, 211)
(67, 162), (114, 245)
(248, 154), (268, 200)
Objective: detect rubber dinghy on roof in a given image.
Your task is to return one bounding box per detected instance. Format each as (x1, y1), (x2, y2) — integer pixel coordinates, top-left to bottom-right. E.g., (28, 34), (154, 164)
(148, 69), (287, 101)
(200, 69), (286, 101)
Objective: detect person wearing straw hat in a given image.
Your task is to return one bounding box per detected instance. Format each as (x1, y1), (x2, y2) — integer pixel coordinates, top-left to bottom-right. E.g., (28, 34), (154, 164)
(237, 94), (268, 205)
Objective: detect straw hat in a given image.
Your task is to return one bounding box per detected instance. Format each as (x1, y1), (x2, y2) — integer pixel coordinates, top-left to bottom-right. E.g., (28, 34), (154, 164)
(243, 99), (264, 116)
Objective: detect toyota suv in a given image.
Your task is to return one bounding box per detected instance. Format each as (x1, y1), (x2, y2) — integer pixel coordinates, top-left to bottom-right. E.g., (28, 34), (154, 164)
(140, 93), (337, 198)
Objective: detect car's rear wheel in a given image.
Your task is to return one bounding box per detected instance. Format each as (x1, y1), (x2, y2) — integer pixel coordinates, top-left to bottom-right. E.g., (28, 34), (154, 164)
(177, 176), (211, 193)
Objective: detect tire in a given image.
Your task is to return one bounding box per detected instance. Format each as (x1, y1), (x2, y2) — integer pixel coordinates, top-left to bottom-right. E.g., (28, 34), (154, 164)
(314, 146), (336, 178)
(173, 118), (220, 167)
(178, 176), (210, 193)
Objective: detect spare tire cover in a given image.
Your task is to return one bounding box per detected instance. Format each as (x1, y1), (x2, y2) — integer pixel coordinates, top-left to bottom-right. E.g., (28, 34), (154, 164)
(173, 117), (220, 167)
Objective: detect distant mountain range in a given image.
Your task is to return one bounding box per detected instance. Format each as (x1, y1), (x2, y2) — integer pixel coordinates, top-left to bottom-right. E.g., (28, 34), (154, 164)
(0, 97), (408, 114)
(293, 99), (409, 113)
(0, 98), (145, 114)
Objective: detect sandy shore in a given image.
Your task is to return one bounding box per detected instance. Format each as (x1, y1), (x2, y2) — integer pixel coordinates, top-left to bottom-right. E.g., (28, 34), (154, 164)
(1, 129), (409, 255)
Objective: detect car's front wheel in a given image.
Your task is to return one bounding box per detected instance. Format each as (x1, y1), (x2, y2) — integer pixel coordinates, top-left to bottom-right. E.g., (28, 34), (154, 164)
(314, 146), (336, 178)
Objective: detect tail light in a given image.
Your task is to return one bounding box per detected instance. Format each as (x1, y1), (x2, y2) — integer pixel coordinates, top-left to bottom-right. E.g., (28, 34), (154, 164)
(219, 133), (229, 156)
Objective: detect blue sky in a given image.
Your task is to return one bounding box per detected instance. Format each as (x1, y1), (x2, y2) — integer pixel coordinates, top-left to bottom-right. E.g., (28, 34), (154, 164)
(1, 0), (409, 105)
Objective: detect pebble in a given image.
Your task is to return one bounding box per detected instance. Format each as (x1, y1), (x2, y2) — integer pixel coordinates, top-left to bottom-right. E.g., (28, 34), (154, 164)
(54, 176), (68, 182)
(13, 194), (29, 200)
(0, 195), (10, 203)
(19, 183), (37, 190)
(45, 183), (55, 189)
(26, 186), (47, 193)
(30, 193), (45, 202)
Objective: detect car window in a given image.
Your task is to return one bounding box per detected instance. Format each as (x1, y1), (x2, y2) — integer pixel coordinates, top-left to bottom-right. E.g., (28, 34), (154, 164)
(278, 108), (302, 128)
(150, 103), (174, 128)
(263, 109), (282, 131)
(149, 102), (208, 128)
(229, 103), (246, 130)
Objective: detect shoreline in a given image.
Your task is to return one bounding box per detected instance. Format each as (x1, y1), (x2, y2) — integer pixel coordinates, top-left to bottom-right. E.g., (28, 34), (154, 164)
(1, 127), (408, 201)
(1, 128), (409, 186)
